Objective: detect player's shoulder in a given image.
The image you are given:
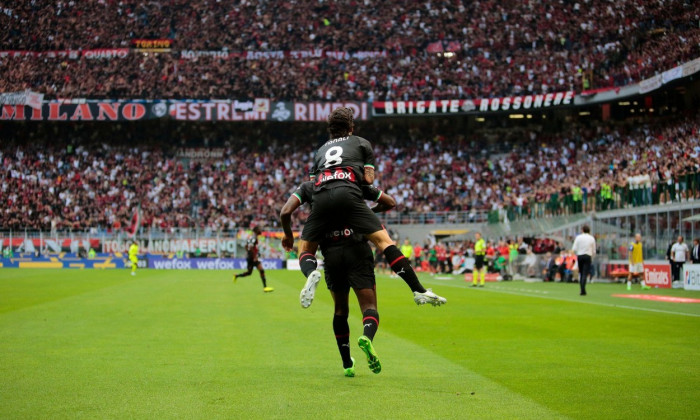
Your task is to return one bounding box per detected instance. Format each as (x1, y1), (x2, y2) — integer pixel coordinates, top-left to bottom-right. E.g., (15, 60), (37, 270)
(351, 135), (372, 145)
(300, 180), (314, 192)
(295, 181), (314, 202)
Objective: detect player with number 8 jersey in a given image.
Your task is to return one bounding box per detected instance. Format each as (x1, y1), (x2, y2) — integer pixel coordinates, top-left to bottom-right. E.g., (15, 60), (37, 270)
(290, 107), (447, 309)
(311, 136), (376, 191)
(301, 133), (382, 242)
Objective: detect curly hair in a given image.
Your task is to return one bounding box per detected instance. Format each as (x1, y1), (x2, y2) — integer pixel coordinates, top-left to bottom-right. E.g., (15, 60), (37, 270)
(327, 107), (354, 138)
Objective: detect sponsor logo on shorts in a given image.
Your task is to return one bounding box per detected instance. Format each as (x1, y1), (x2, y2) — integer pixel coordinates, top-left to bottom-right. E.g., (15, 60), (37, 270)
(325, 227), (354, 240)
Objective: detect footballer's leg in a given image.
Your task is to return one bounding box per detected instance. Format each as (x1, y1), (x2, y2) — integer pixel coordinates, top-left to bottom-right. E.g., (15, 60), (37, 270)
(331, 290), (354, 376)
(640, 274), (651, 290)
(366, 230), (446, 306)
(257, 262), (274, 292)
(356, 288), (381, 374)
(626, 269), (633, 290)
(298, 240), (319, 277)
(350, 245), (381, 374)
(356, 288), (378, 339)
(298, 192), (330, 304)
(130, 258), (137, 276)
(366, 230), (411, 281)
(234, 257), (257, 282)
(636, 270), (651, 290)
(298, 240), (321, 307)
(233, 264), (254, 282)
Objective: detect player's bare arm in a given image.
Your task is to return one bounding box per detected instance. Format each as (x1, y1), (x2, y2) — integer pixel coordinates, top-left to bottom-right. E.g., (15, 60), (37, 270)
(280, 195), (301, 251)
(363, 166), (375, 184)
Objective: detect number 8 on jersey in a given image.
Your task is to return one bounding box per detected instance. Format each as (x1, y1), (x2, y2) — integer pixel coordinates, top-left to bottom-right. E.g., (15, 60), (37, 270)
(324, 146), (344, 168)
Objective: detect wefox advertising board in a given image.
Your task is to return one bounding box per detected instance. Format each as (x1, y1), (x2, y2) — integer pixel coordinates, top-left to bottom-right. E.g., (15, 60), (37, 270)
(147, 256), (283, 270)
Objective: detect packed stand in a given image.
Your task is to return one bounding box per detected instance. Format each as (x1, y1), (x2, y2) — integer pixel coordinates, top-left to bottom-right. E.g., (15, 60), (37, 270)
(1, 1), (698, 100)
(2, 113), (699, 232)
(0, 122), (318, 232)
(371, 114), (700, 221)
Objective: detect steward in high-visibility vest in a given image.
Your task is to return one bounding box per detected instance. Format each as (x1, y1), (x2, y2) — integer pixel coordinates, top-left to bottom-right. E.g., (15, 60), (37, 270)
(600, 182), (612, 210)
(572, 186), (583, 213)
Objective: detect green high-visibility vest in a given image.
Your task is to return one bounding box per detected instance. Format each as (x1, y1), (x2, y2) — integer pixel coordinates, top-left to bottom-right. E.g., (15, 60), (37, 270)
(572, 186), (582, 201)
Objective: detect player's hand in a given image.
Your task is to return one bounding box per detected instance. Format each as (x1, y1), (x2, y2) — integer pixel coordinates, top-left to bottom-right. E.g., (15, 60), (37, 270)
(282, 235), (294, 251)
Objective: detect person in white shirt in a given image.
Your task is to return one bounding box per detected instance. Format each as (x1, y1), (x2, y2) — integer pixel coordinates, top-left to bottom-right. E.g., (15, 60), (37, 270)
(627, 174), (639, 206)
(641, 173), (652, 205)
(572, 225), (596, 296)
(670, 236), (689, 281)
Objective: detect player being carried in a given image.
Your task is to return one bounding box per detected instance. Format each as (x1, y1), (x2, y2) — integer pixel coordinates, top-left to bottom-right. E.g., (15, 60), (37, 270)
(280, 181), (396, 376)
(233, 226), (274, 293)
(286, 107), (446, 308)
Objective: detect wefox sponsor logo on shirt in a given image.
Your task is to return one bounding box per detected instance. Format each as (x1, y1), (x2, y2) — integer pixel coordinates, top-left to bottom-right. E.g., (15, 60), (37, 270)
(315, 167), (356, 185)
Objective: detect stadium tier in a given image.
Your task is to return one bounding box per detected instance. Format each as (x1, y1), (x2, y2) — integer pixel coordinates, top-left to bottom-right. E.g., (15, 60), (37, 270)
(1, 115), (699, 231)
(1, 0), (698, 99)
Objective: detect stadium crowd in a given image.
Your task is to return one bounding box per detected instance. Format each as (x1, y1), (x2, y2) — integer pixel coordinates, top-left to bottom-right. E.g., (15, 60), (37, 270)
(1, 0), (698, 100)
(1, 114), (699, 232)
(374, 115), (700, 221)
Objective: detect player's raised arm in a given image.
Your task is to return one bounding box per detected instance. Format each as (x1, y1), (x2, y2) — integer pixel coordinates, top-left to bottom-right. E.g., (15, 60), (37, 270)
(363, 165), (375, 185)
(280, 198), (301, 252)
(280, 183), (312, 251)
(359, 137), (376, 185)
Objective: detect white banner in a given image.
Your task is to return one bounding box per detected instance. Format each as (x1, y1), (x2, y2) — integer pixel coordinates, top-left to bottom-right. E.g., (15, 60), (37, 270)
(661, 66), (683, 84)
(682, 57), (700, 78)
(638, 75), (662, 94)
(0, 89), (44, 109)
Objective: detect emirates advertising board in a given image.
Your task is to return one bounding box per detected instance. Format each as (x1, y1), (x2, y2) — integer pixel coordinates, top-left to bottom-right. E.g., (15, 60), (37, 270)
(643, 264), (672, 289)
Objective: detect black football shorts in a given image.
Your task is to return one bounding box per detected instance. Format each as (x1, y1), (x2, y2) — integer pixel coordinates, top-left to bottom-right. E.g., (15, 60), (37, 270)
(323, 241), (376, 293)
(246, 256), (260, 269)
(301, 185), (383, 242)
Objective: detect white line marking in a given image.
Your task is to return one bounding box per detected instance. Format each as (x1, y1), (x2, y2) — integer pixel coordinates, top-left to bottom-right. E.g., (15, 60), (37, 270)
(423, 281), (700, 318)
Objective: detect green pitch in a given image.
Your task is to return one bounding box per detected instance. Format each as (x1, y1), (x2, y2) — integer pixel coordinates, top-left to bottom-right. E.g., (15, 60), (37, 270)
(1, 269), (699, 419)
